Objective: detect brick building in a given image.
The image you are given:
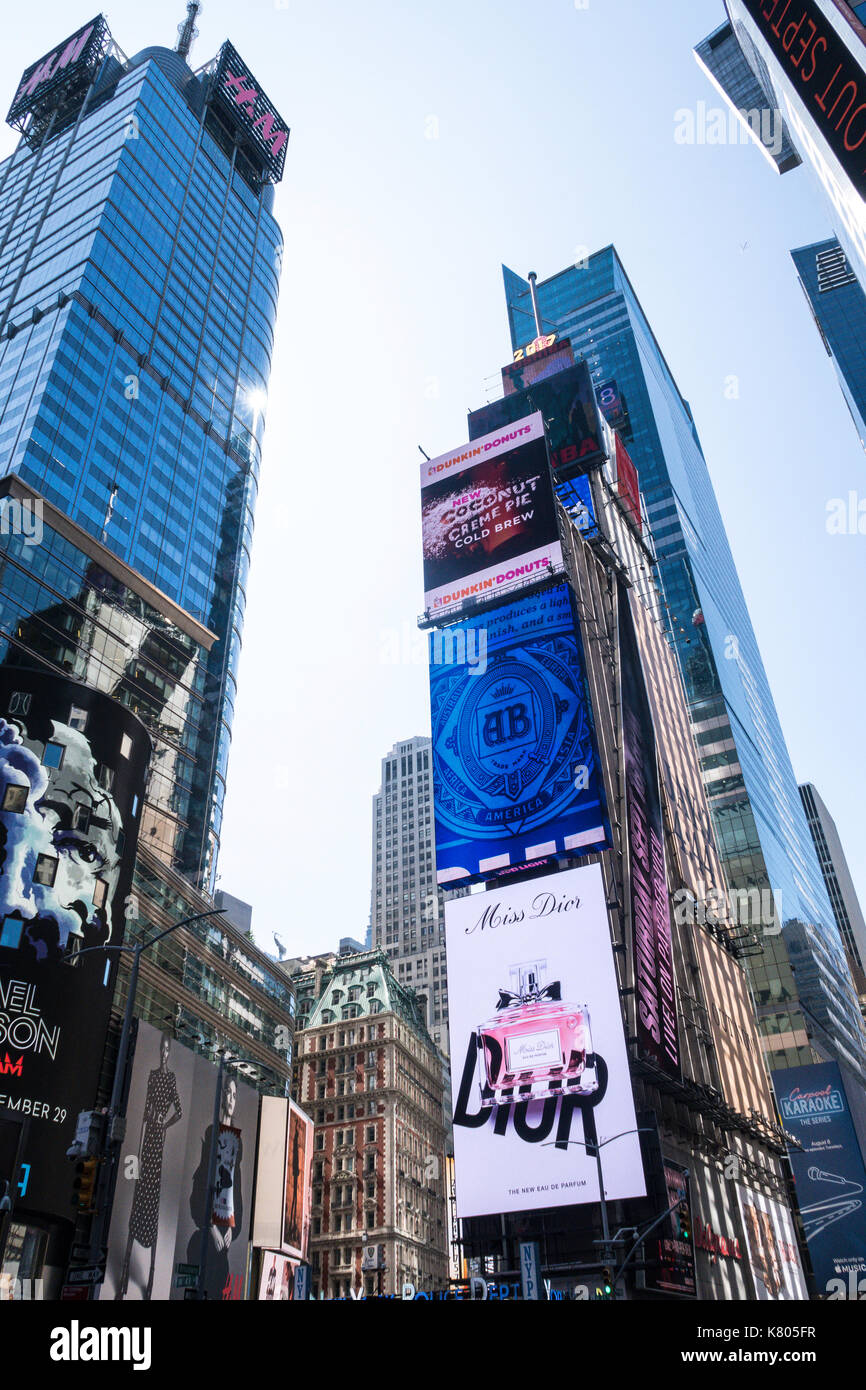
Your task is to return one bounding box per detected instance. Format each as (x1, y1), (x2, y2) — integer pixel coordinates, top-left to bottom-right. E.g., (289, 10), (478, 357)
(289, 947), (449, 1298)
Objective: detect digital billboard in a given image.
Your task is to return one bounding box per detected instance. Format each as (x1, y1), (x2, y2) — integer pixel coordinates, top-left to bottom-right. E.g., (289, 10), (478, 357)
(429, 583), (609, 885)
(0, 670), (150, 1221)
(645, 1162), (696, 1297)
(470, 359), (605, 483)
(735, 1183), (808, 1300)
(283, 1099), (313, 1260)
(595, 379), (627, 431)
(737, 0), (866, 200)
(502, 338), (575, 395)
(447, 863), (645, 1219)
(772, 1061), (866, 1291)
(613, 434), (642, 535)
(6, 17), (110, 129)
(421, 412), (562, 615)
(619, 599), (681, 1079)
(258, 1250), (299, 1301)
(103, 1022), (259, 1302)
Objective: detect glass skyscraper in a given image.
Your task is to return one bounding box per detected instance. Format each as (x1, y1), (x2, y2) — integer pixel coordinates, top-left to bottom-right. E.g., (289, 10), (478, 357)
(0, 20), (283, 888)
(497, 251), (866, 1083)
(792, 236), (866, 450)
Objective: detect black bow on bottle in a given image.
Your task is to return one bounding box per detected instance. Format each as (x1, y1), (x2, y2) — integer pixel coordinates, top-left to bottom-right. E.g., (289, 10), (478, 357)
(496, 981), (561, 1010)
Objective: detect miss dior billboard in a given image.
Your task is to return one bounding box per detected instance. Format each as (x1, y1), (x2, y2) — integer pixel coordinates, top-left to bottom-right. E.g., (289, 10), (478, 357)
(447, 863), (645, 1219)
(0, 670), (150, 1220)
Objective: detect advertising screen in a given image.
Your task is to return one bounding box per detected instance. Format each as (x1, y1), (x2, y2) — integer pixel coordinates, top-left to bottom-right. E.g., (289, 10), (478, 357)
(502, 338), (575, 395)
(772, 1061), (866, 1291)
(470, 359), (605, 483)
(619, 600), (680, 1078)
(283, 1099), (313, 1260)
(103, 1022), (259, 1302)
(737, 0), (866, 200)
(447, 863), (645, 1219)
(735, 1184), (808, 1300)
(645, 1162), (696, 1297)
(429, 583), (609, 885)
(614, 434), (642, 535)
(595, 379), (627, 431)
(258, 1250), (299, 1301)
(0, 671), (150, 1221)
(421, 412), (561, 615)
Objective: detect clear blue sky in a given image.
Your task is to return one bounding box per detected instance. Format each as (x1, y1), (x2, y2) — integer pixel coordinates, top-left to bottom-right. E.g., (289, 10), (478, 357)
(1, 0), (863, 959)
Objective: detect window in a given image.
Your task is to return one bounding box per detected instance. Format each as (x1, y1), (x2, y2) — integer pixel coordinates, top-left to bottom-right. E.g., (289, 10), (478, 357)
(72, 803), (91, 833)
(2, 785), (27, 813)
(34, 854), (58, 887)
(42, 741), (64, 769)
(366, 1126), (376, 1143)
(0, 917), (23, 949)
(69, 706), (88, 732)
(120, 732), (133, 759)
(92, 878), (108, 910)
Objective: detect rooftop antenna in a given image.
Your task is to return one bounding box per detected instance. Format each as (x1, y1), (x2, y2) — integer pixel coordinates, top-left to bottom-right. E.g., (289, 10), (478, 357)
(175, 1), (202, 62)
(527, 271), (544, 337)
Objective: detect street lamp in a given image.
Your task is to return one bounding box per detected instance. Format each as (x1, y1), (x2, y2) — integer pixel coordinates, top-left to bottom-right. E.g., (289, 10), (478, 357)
(543, 1127), (656, 1262)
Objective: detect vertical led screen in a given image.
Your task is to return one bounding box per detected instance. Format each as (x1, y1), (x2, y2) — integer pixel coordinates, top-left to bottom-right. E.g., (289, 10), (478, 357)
(420, 412), (562, 616)
(282, 1099), (313, 1260)
(447, 863), (645, 1219)
(0, 670), (149, 1221)
(645, 1162), (696, 1297)
(429, 583), (609, 885)
(735, 1183), (808, 1300)
(772, 1062), (866, 1290)
(619, 600), (680, 1079)
(103, 1022), (259, 1302)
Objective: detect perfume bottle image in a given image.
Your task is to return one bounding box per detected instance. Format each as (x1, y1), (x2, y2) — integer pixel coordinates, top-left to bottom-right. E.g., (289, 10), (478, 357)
(475, 959), (598, 1108)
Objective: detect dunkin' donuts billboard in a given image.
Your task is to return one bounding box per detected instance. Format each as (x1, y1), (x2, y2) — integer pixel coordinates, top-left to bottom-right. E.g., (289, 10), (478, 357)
(420, 412), (562, 617)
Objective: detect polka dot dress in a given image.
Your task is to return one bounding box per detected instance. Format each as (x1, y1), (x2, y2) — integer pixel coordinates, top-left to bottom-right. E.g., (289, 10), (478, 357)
(128, 1068), (182, 1248)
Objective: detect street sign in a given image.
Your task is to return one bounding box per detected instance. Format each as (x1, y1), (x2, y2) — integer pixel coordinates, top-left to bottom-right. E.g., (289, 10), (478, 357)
(65, 1267), (104, 1285)
(175, 1262), (199, 1276)
(294, 1265), (311, 1301)
(519, 1242), (544, 1301)
(175, 1274), (198, 1289)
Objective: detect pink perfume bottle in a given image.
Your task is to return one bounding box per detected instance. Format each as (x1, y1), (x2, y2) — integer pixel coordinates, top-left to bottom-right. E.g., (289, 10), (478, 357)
(475, 959), (597, 1107)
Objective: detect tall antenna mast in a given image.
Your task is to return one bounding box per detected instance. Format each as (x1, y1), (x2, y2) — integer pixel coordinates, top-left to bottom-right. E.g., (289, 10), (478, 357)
(175, 1), (202, 61)
(527, 271), (544, 337)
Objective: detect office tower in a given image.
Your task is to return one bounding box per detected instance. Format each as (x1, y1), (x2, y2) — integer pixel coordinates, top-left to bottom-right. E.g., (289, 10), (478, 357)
(695, 3), (866, 285)
(370, 736), (448, 1049)
(492, 253), (865, 1084)
(800, 782), (866, 979)
(693, 20), (802, 172)
(290, 947), (449, 1298)
(792, 236), (866, 449)
(0, 16), (285, 889)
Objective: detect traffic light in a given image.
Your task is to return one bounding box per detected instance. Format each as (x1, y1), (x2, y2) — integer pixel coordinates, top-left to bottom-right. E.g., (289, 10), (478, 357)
(71, 1157), (99, 1212)
(677, 1200), (691, 1242)
(599, 1267), (613, 1300)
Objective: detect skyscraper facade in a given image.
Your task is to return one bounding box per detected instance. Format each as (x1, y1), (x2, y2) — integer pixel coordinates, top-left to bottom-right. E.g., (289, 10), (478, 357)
(0, 18), (284, 888)
(497, 252), (866, 1083)
(696, 2), (866, 285)
(370, 736), (449, 1051)
(792, 235), (866, 449)
(800, 781), (866, 978)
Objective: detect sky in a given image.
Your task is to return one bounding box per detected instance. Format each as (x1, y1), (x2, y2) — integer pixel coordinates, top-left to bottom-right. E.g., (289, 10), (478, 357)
(1, 0), (864, 962)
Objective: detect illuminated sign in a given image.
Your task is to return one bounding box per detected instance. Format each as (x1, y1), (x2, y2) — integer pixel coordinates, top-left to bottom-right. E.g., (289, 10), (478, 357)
(739, 0), (866, 198)
(512, 334), (557, 361)
(211, 42), (289, 183)
(7, 16), (110, 130)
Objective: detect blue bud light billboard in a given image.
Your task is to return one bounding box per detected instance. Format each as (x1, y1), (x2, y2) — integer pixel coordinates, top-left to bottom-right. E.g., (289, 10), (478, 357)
(772, 1061), (866, 1293)
(429, 582), (609, 885)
